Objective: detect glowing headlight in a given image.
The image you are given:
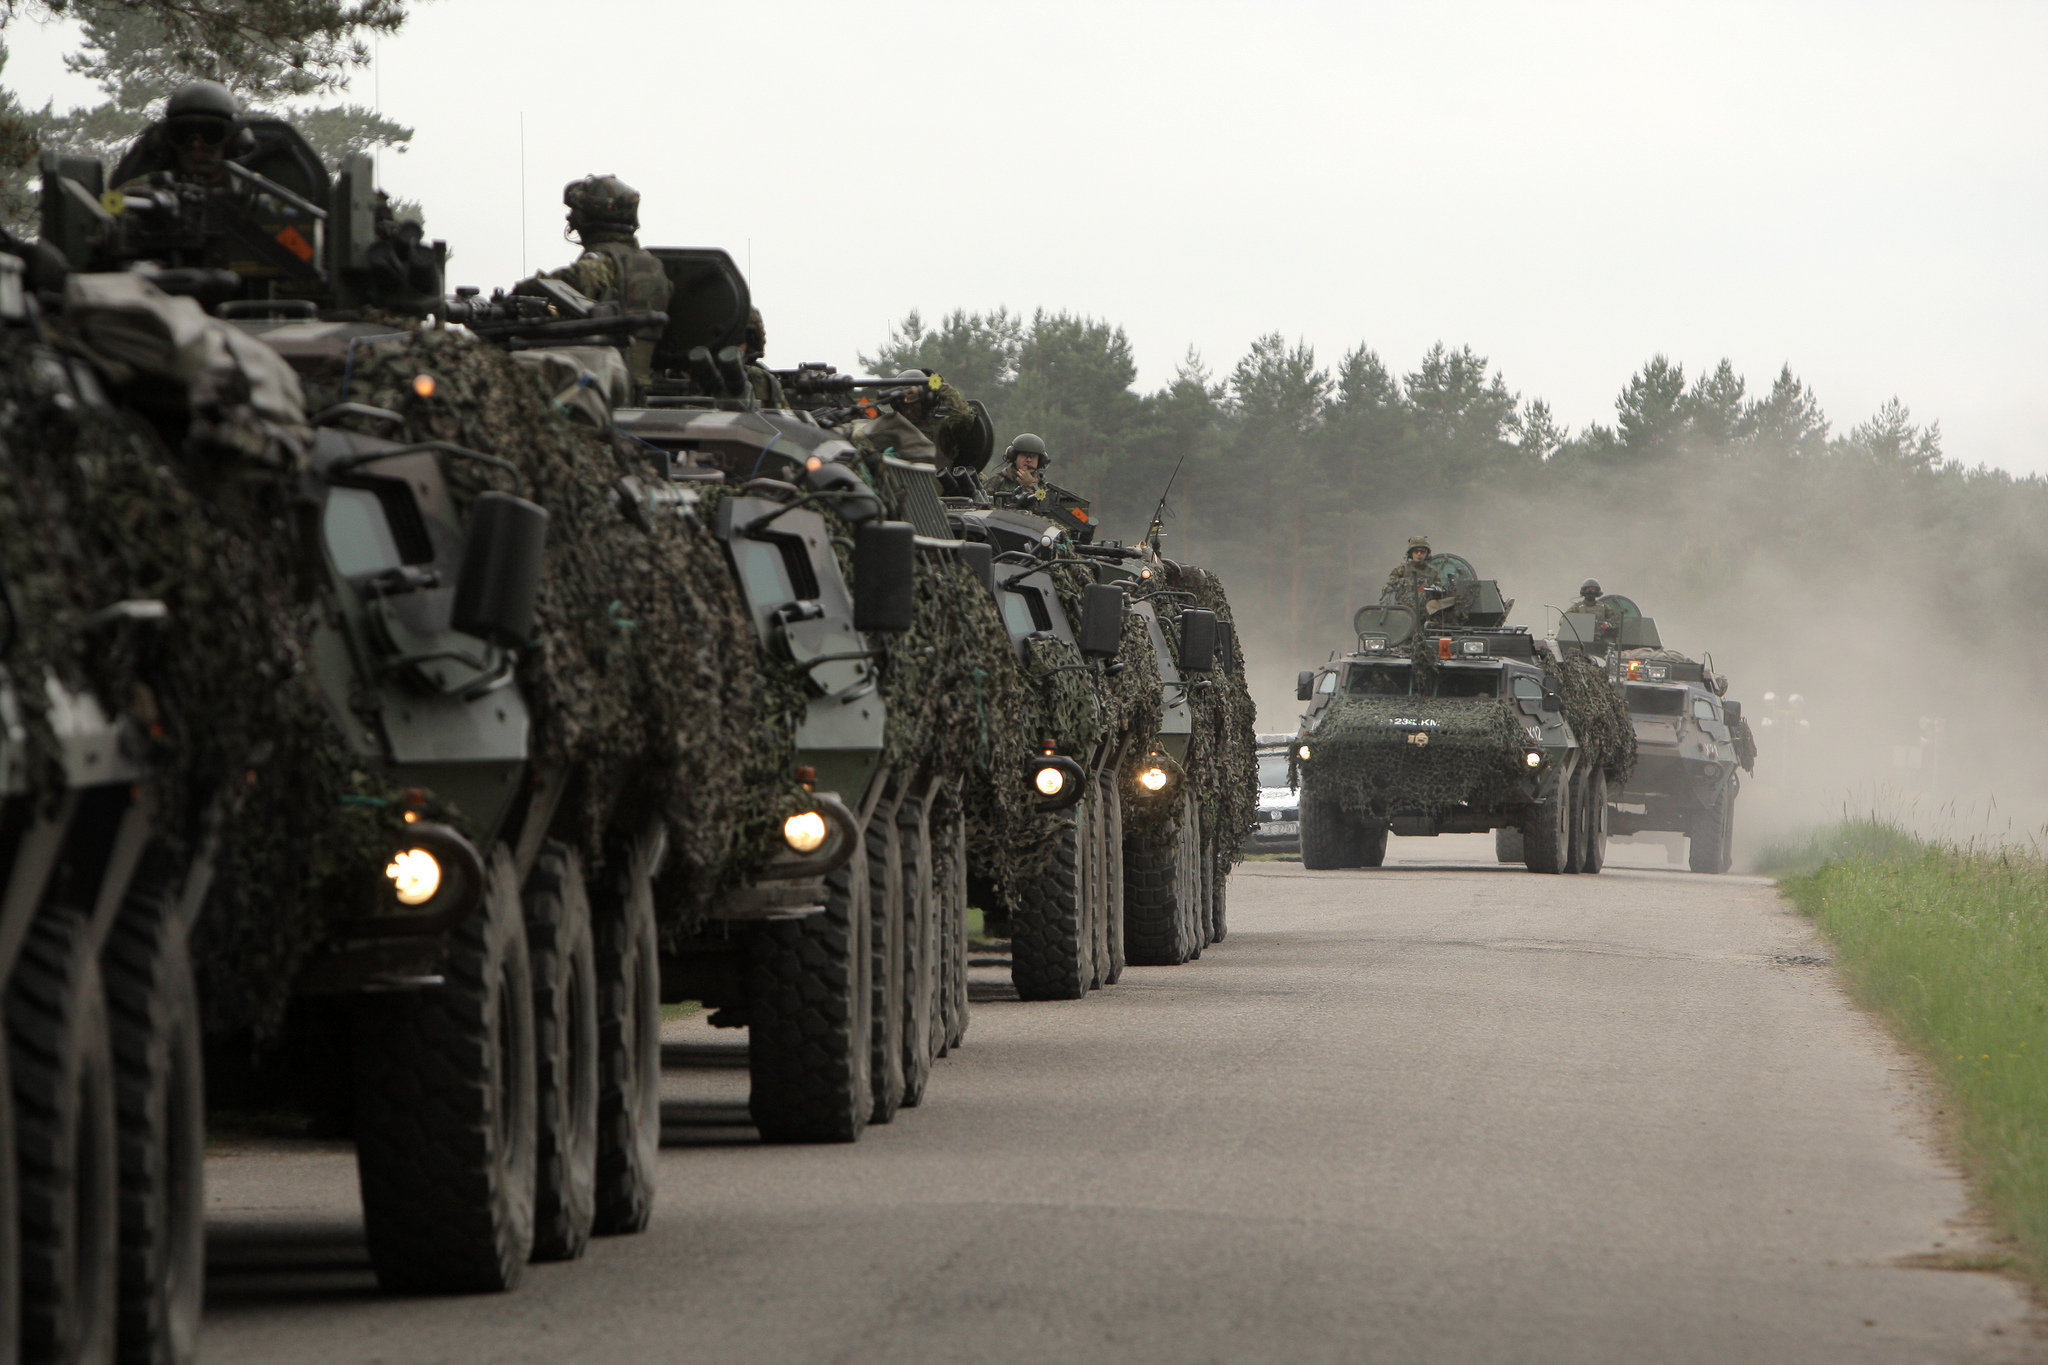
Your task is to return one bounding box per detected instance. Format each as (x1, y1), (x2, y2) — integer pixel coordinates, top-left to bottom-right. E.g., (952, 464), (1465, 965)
(1137, 766), (1170, 792)
(1524, 751), (1542, 768)
(782, 811), (828, 854)
(1297, 744), (1311, 761)
(1034, 765), (1068, 797)
(386, 849), (442, 907)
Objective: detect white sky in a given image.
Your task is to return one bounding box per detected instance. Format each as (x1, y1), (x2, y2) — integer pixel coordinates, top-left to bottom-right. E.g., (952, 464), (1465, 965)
(8, 1), (2045, 472)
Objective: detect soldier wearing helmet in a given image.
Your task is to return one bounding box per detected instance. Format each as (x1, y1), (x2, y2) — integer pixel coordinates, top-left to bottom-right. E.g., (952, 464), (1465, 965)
(115, 81), (255, 188)
(528, 174), (673, 384)
(1576, 579), (1624, 637)
(983, 433), (1050, 500)
(1381, 536), (1446, 616)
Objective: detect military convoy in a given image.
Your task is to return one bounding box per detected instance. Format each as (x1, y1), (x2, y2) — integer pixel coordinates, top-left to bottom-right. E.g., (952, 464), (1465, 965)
(2, 101), (1256, 1358)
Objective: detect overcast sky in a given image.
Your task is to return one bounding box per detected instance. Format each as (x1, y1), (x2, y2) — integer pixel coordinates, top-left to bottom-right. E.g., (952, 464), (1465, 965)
(9, 1), (2044, 472)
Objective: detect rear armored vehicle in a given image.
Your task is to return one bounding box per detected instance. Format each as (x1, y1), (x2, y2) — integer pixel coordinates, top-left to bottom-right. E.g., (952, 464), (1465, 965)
(1553, 598), (1755, 873)
(1293, 554), (1633, 874)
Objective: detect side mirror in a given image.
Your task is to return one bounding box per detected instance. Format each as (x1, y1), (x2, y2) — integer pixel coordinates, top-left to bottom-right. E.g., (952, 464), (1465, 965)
(1296, 670), (1315, 701)
(958, 541), (994, 595)
(1078, 583), (1124, 658)
(1541, 691), (1563, 713)
(1722, 699), (1742, 723)
(452, 492), (548, 648)
(1178, 609), (1218, 673)
(853, 520), (916, 633)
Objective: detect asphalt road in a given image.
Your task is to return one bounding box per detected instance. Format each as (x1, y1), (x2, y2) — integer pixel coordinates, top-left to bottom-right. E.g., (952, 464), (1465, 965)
(201, 838), (2040, 1364)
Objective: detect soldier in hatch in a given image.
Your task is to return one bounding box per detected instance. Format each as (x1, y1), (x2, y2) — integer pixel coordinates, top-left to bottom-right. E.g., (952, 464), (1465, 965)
(1575, 579), (1624, 642)
(529, 175), (674, 386)
(1381, 536), (1445, 611)
(117, 81), (249, 188)
(983, 433), (1050, 501)
(742, 308), (788, 408)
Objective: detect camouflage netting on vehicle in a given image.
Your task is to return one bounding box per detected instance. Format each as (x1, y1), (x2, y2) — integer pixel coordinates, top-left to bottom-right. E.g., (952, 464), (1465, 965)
(1019, 633), (1102, 759)
(303, 327), (798, 935)
(0, 319), (445, 1040)
(1555, 653), (1635, 783)
(1160, 562), (1258, 865)
(1300, 695), (1531, 818)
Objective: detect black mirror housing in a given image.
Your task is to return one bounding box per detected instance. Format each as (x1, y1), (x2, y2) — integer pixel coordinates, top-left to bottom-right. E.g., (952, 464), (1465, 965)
(1078, 583), (1124, 658)
(958, 542), (994, 596)
(1178, 609), (1218, 673)
(452, 492), (548, 648)
(1722, 699), (1742, 722)
(1296, 670), (1315, 701)
(853, 520), (916, 633)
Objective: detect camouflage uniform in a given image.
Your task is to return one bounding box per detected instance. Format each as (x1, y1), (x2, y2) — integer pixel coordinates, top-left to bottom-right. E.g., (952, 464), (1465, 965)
(746, 365), (788, 408)
(906, 379), (978, 467)
(1381, 558), (1441, 608)
(537, 231), (673, 386)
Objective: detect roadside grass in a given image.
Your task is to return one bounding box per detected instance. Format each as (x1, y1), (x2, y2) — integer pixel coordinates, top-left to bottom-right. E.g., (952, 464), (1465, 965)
(1769, 820), (2048, 1282)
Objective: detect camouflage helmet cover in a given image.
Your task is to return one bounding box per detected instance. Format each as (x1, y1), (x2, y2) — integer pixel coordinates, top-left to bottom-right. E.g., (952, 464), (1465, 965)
(1406, 535), (1431, 553)
(745, 308), (765, 352)
(563, 174), (640, 232)
(164, 80), (239, 122)
(1005, 432), (1048, 466)
(1580, 579), (1602, 597)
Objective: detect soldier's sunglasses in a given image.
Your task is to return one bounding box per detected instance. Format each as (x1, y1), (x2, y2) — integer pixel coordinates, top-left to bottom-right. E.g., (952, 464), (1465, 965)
(166, 117), (232, 147)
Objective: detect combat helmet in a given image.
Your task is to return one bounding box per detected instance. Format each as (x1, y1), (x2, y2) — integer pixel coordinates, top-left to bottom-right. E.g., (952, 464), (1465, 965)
(564, 174), (641, 237)
(159, 80), (245, 155)
(1005, 433), (1049, 467)
(1580, 578), (1602, 597)
(1406, 534), (1431, 555)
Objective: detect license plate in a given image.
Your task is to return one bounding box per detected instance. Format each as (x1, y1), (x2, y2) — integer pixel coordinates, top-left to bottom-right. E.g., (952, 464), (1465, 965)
(1261, 821), (1299, 836)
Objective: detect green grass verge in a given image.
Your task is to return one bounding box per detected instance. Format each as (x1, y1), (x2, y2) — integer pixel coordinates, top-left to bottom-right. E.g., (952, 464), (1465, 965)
(1772, 819), (2048, 1281)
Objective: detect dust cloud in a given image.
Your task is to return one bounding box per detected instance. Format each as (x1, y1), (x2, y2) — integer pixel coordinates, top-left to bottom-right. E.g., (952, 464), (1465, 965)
(1181, 463), (2048, 864)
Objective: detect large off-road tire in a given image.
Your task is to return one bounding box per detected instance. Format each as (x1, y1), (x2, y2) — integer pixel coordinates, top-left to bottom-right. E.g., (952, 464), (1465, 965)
(591, 833), (660, 1235)
(935, 799), (969, 1052)
(1101, 773), (1126, 984)
(1563, 768), (1589, 874)
(747, 835), (872, 1143)
(898, 797), (938, 1109)
(866, 802), (905, 1125)
(1298, 788), (1356, 870)
(1581, 769), (1609, 875)
(1124, 790), (1201, 966)
(103, 890), (204, 1365)
(1495, 827), (1525, 864)
(354, 848), (537, 1292)
(1521, 772), (1572, 874)
(524, 845), (597, 1262)
(1358, 820), (1389, 868)
(1195, 828), (1215, 948)
(10, 906), (119, 1363)
(1208, 840), (1230, 944)
(1690, 781), (1735, 875)
(1010, 813), (1089, 1001)
(1084, 788), (1109, 991)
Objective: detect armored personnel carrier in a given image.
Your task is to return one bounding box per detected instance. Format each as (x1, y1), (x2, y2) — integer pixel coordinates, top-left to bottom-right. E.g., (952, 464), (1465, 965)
(32, 129), (774, 1299)
(1553, 598), (1754, 874)
(1293, 554), (1633, 874)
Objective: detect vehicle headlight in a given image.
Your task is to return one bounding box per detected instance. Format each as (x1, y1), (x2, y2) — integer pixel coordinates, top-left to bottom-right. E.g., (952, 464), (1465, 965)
(1524, 751), (1542, 768)
(1034, 765), (1068, 797)
(782, 810), (828, 853)
(1296, 744), (1311, 761)
(386, 848), (442, 907)
(1138, 766), (1169, 792)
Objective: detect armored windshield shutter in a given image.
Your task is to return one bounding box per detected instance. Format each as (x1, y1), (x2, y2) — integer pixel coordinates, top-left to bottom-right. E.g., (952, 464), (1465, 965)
(452, 493), (549, 648)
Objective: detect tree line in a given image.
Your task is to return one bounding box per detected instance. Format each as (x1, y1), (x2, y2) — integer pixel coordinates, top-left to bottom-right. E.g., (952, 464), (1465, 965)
(864, 307), (2041, 674)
